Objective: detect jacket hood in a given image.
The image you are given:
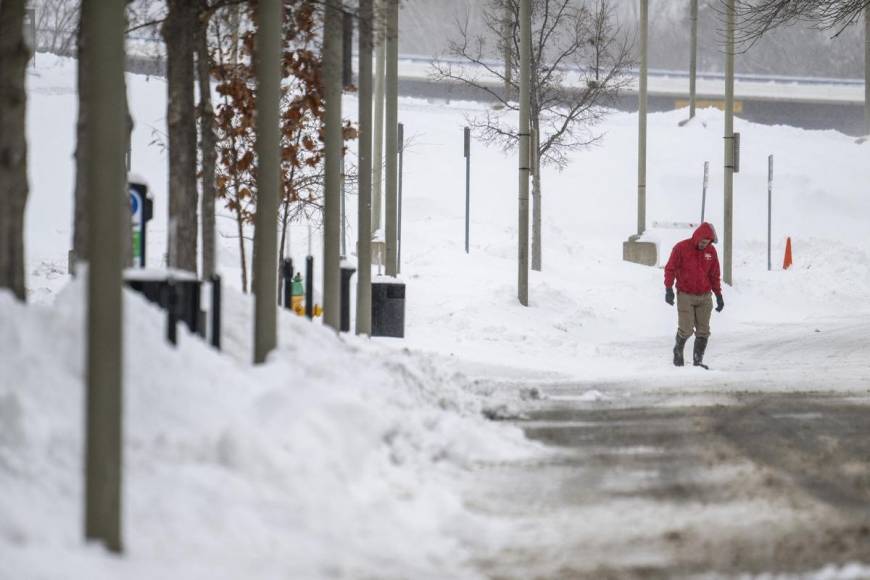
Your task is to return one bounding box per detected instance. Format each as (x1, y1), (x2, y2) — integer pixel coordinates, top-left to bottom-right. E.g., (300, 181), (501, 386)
(692, 222), (718, 245)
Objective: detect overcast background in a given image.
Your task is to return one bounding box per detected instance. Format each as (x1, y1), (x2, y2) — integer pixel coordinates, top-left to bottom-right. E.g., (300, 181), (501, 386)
(399, 0), (865, 78)
(30, 0), (866, 79)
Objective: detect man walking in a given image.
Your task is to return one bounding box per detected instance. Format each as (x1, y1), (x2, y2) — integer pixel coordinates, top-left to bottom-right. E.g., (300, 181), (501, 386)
(664, 222), (724, 368)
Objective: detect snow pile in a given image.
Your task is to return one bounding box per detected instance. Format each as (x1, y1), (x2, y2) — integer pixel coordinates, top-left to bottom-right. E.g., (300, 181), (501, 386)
(0, 281), (538, 579)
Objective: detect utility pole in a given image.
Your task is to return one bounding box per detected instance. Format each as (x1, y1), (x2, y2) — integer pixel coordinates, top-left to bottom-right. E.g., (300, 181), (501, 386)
(518, 0), (530, 306)
(323, 0), (343, 329)
(637, 0), (648, 236)
(384, 0), (399, 276)
(397, 122), (404, 273)
(82, 0), (126, 553)
(723, 0), (735, 286)
(356, 0), (373, 336)
(865, 5), (869, 136)
(701, 161), (709, 223)
(252, 0), (281, 361)
(372, 0), (385, 235)
(689, 0), (698, 120)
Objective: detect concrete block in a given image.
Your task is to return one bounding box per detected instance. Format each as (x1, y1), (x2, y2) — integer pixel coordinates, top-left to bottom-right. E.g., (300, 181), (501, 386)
(623, 239), (658, 266)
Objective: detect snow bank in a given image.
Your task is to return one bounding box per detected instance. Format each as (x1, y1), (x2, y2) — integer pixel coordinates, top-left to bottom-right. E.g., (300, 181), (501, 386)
(0, 281), (539, 579)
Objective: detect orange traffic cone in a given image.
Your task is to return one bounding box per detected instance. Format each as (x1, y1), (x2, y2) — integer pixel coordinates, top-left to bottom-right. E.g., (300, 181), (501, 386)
(783, 237), (793, 270)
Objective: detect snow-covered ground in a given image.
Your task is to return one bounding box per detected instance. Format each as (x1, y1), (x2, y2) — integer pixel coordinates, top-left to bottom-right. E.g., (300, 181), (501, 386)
(3, 55), (870, 578)
(395, 85), (870, 390)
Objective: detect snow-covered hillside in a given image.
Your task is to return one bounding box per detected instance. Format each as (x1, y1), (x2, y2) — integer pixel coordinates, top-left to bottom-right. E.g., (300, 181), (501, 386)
(3, 54), (870, 578)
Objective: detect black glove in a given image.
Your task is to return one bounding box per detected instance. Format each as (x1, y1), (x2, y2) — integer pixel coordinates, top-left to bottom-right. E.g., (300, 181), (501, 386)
(715, 293), (724, 312)
(665, 287), (675, 306)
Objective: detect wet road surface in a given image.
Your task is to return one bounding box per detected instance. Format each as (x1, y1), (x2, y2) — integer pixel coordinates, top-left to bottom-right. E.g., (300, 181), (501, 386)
(468, 388), (870, 579)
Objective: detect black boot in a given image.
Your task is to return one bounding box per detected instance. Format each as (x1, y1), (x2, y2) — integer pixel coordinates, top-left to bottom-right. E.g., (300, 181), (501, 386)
(673, 333), (688, 366)
(693, 336), (709, 368)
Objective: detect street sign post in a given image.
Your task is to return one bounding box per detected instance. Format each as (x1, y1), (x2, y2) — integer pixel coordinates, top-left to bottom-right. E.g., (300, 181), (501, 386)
(129, 181), (153, 267)
(464, 126), (470, 254)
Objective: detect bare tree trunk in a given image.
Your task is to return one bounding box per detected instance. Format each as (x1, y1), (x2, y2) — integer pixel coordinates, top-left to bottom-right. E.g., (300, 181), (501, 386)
(163, 0), (199, 274)
(356, 0), (374, 336)
(235, 191), (248, 293)
(81, 0), (127, 554)
(196, 2), (217, 279)
(323, 0), (344, 330)
(0, 0), (30, 301)
(72, 13), (89, 269)
(253, 0), (281, 362)
(279, 202), (289, 264)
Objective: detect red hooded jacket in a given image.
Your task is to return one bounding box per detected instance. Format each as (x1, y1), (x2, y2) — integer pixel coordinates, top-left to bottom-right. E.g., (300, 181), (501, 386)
(664, 222), (722, 296)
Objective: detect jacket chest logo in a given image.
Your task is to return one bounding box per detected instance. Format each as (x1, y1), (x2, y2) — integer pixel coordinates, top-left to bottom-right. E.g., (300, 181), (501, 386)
(703, 253), (713, 261)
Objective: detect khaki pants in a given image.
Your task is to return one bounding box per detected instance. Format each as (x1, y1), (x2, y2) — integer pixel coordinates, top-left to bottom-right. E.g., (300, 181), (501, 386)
(677, 291), (713, 339)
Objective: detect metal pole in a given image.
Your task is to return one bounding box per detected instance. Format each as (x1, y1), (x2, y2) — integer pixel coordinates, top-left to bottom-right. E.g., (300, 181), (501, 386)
(372, 0), (385, 235)
(384, 0), (399, 276)
(323, 0), (344, 330)
(397, 122), (404, 274)
(282, 258), (293, 308)
(767, 154), (773, 272)
(689, 0), (698, 120)
(637, 0), (648, 236)
(518, 0), (530, 306)
(530, 123), (541, 271)
(252, 0), (281, 361)
(701, 160), (709, 223)
(210, 274), (222, 349)
(356, 0), (373, 336)
(305, 255), (314, 319)
(865, 5), (869, 136)
(165, 280), (178, 346)
(83, 0), (126, 553)
(464, 126), (470, 254)
(724, 0), (735, 286)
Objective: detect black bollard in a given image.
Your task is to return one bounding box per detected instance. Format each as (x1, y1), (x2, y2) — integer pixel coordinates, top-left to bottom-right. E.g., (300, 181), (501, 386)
(305, 256), (314, 319)
(210, 274), (221, 350)
(282, 259), (294, 310)
(165, 279), (178, 346)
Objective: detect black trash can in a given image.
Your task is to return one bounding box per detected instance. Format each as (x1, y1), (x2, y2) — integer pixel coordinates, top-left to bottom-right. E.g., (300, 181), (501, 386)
(371, 279), (405, 338)
(125, 271), (203, 335)
(340, 263), (356, 332)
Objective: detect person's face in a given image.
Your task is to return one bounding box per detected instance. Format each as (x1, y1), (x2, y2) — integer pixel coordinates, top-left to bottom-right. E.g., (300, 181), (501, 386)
(698, 238), (711, 249)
